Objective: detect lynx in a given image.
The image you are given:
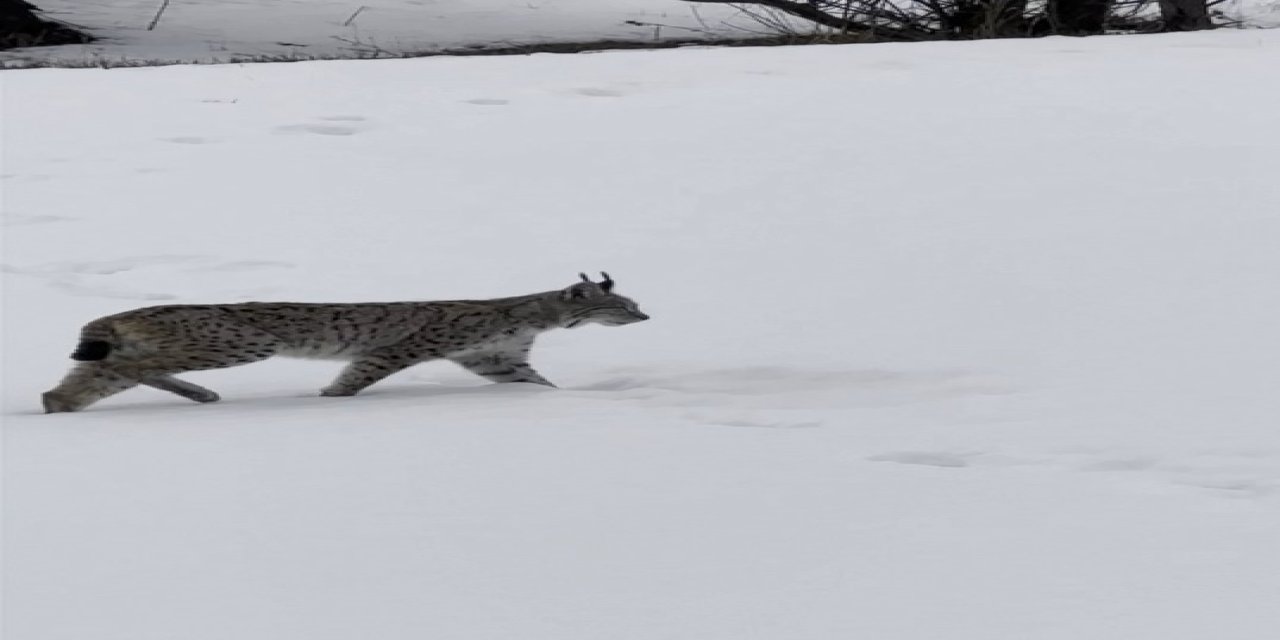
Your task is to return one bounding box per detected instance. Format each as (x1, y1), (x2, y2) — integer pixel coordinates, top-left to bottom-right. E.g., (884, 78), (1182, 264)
(42, 273), (648, 413)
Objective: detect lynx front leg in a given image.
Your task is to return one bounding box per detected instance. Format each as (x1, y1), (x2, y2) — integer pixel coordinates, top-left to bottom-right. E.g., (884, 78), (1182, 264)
(320, 355), (418, 397)
(42, 362), (139, 413)
(454, 353), (556, 387)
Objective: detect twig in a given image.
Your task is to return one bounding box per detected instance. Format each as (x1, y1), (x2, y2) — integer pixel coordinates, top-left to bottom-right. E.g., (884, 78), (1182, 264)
(147, 0), (172, 31)
(331, 33), (393, 58)
(344, 6), (368, 27)
(623, 19), (719, 35)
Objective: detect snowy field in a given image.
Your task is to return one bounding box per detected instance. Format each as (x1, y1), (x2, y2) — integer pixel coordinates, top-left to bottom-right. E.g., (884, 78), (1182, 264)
(6, 0), (1280, 66)
(4, 29), (1280, 640)
(4, 0), (751, 65)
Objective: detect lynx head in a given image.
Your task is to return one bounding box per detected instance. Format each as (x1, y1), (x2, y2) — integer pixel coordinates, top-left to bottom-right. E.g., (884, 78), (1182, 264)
(557, 272), (649, 328)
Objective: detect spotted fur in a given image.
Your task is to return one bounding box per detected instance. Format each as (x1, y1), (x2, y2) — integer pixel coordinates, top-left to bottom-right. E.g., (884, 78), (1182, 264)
(42, 274), (648, 413)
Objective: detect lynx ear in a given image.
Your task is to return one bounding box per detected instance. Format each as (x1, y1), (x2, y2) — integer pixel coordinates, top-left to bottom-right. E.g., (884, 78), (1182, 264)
(564, 272), (612, 300)
(576, 271), (614, 292)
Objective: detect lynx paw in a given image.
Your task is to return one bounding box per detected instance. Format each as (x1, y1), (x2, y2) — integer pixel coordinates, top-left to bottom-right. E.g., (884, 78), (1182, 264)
(191, 390), (221, 403)
(41, 392), (80, 413)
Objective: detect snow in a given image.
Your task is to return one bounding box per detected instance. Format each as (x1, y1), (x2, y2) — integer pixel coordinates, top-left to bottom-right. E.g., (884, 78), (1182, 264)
(5, 0), (751, 65)
(1226, 0), (1280, 27)
(4, 29), (1280, 640)
(9, 0), (1280, 66)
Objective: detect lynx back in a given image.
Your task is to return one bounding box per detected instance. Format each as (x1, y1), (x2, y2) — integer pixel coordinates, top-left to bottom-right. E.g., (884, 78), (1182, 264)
(42, 273), (648, 413)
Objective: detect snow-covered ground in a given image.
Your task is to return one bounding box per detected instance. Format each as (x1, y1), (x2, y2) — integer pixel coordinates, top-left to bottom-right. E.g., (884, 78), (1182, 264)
(4, 29), (1280, 640)
(7, 0), (1280, 66)
(5, 0), (752, 65)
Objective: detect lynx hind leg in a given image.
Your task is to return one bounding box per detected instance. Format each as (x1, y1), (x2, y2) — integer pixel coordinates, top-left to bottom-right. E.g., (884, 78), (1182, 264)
(111, 347), (280, 406)
(141, 375), (220, 403)
(43, 322), (283, 412)
(42, 362), (139, 413)
(320, 355), (419, 397)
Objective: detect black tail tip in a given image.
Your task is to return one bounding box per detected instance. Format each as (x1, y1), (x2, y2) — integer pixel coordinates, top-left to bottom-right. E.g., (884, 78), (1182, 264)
(71, 340), (111, 361)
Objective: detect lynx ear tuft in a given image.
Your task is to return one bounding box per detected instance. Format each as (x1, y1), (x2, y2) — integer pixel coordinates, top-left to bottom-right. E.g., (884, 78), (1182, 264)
(574, 271), (614, 292)
(564, 272), (614, 299)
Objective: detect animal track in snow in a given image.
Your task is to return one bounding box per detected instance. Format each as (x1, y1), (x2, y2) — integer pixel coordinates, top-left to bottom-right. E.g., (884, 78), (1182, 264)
(184, 260), (295, 273)
(1173, 476), (1276, 498)
(274, 123), (360, 136)
(4, 255), (204, 301)
(49, 280), (177, 301)
(695, 415), (821, 429)
(583, 367), (1016, 399)
(572, 87), (625, 98)
(2, 212), (75, 227)
(464, 98), (510, 106)
(17, 255), (210, 276)
(5, 256), (297, 302)
(0, 256), (198, 277)
(868, 451), (976, 468)
(1053, 448), (1280, 500)
(161, 136), (219, 144)
(274, 116), (371, 136)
